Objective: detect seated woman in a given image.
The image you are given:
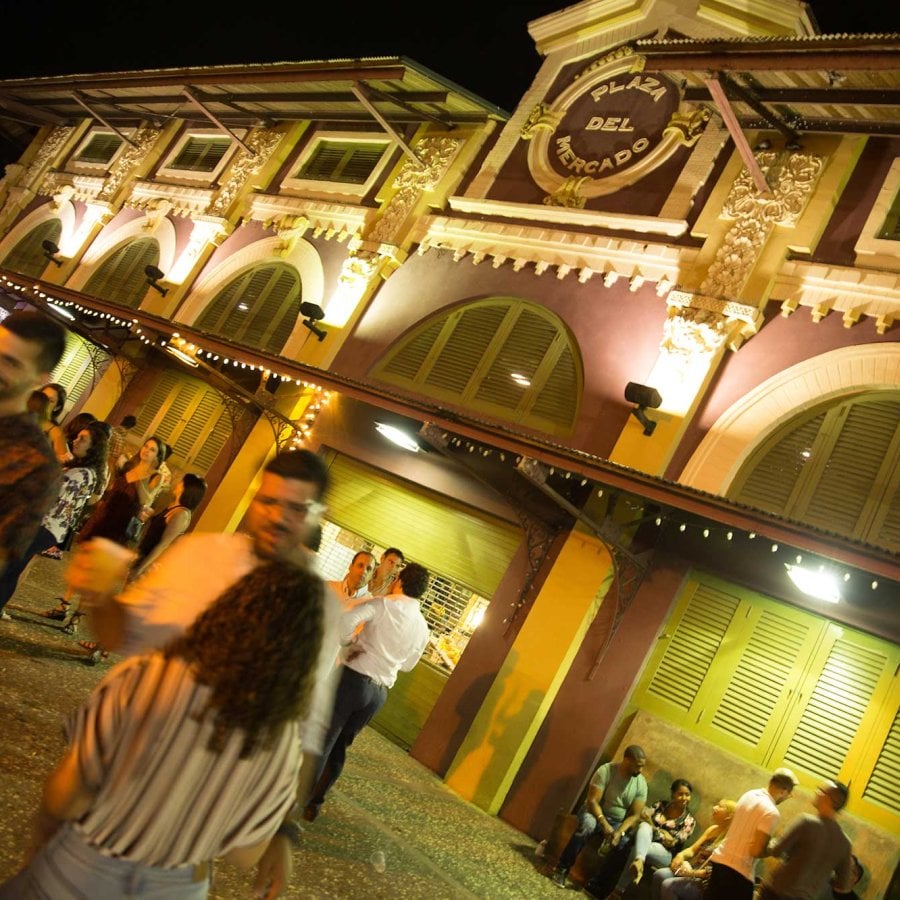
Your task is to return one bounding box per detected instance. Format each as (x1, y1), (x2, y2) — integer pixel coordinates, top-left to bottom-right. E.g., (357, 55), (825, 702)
(609, 778), (696, 898)
(651, 798), (736, 900)
(0, 561), (324, 900)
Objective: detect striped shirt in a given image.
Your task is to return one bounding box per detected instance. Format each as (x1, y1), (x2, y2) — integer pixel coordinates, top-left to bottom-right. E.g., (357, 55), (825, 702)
(67, 653), (301, 868)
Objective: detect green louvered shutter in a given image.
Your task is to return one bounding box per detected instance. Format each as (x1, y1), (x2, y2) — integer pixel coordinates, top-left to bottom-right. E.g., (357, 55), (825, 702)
(424, 305), (507, 394)
(862, 710), (900, 817)
(50, 333), (105, 411)
(635, 581), (740, 718)
(1, 219), (62, 277)
(135, 372), (231, 476)
(372, 299), (582, 436)
(700, 603), (822, 762)
(381, 319), (444, 381)
(798, 401), (900, 538)
(170, 136), (231, 172)
(780, 637), (891, 778)
(84, 238), (160, 309)
(197, 264), (301, 355)
(75, 133), (124, 164)
(731, 394), (900, 552)
(733, 414), (824, 514)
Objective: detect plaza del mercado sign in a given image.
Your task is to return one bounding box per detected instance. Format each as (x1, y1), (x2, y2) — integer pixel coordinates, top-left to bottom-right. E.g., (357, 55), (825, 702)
(524, 47), (709, 204)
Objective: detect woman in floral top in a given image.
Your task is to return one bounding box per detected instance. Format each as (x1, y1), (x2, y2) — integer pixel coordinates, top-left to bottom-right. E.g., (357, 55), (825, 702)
(0, 421), (108, 616)
(609, 778), (696, 899)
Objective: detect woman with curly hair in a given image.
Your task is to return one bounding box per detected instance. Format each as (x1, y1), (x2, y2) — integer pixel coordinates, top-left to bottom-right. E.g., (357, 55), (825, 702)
(0, 420), (108, 619)
(0, 561), (324, 899)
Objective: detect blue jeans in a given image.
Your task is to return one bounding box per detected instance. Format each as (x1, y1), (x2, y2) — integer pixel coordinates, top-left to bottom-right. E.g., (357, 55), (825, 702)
(557, 809), (623, 870)
(653, 867), (707, 900)
(616, 821), (674, 889)
(0, 823), (210, 899)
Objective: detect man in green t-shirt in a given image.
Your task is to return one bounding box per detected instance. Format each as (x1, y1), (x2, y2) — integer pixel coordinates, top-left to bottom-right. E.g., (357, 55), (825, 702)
(551, 744), (648, 889)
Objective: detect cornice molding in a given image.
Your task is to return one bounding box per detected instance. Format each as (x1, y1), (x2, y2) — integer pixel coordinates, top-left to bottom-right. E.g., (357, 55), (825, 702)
(416, 212), (692, 290)
(771, 260), (900, 334)
(127, 180), (215, 218)
(246, 193), (371, 242)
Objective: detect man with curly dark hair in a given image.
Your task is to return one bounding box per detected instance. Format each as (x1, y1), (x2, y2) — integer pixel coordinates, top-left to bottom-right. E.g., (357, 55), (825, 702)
(303, 561), (431, 822)
(1, 561), (325, 899)
(65, 448), (338, 898)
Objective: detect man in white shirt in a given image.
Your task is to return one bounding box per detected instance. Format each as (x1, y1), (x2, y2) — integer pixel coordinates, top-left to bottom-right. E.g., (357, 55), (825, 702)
(66, 449), (337, 899)
(707, 767), (798, 900)
(328, 550), (375, 610)
(303, 561), (430, 822)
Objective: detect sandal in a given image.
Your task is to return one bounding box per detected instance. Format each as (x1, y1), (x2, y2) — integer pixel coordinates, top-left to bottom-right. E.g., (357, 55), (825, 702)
(79, 640), (109, 665)
(42, 599), (70, 621)
(40, 547), (63, 560)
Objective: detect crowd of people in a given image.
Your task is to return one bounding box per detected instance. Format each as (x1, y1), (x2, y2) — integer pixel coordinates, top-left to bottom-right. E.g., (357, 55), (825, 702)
(0, 309), (870, 899)
(547, 745), (863, 900)
(0, 309), (434, 898)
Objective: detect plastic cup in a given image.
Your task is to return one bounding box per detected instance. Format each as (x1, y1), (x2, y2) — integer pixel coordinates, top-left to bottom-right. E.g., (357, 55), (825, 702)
(370, 850), (386, 874)
(65, 538), (136, 597)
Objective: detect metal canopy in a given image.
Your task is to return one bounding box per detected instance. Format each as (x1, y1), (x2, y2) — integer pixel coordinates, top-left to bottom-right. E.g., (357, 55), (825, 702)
(637, 33), (900, 137)
(2, 267), (898, 588)
(0, 57), (508, 150)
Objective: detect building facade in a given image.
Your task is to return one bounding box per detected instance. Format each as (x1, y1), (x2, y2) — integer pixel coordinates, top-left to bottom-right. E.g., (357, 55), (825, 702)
(0, 0), (897, 894)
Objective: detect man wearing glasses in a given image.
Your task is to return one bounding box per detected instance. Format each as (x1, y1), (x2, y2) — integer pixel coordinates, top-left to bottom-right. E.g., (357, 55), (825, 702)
(66, 448), (338, 898)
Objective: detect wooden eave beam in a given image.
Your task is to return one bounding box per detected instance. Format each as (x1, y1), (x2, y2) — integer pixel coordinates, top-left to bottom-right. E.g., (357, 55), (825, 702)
(0, 92), (67, 126)
(71, 91), (140, 147)
(715, 72), (797, 140)
(684, 86), (900, 106)
(182, 85), (253, 154)
(639, 47), (900, 72)
(351, 81), (424, 167)
(705, 77), (770, 193)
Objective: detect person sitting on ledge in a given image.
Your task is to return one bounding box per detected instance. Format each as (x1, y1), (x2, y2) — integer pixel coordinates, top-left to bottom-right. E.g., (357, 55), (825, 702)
(550, 744), (648, 890)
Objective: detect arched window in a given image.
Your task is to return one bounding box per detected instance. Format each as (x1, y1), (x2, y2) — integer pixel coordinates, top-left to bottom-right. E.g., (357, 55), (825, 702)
(371, 298), (581, 435)
(83, 238), (160, 308)
(196, 262), (302, 355)
(1, 219), (62, 277)
(730, 391), (900, 552)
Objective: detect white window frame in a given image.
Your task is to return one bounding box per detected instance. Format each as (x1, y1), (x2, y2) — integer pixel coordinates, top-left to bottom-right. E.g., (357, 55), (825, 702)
(855, 157), (900, 270)
(157, 128), (246, 185)
(281, 131), (394, 199)
(67, 128), (133, 173)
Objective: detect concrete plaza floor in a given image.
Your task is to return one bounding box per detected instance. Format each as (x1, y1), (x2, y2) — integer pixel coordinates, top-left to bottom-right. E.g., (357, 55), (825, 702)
(0, 554), (565, 899)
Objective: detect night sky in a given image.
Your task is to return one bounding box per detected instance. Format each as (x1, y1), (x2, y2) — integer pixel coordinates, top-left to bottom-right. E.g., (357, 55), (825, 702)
(0, 0), (890, 114)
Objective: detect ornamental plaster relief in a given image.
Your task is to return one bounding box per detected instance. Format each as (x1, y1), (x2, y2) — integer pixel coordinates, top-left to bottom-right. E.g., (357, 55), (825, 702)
(96, 128), (160, 201)
(367, 136), (461, 246)
(26, 126), (73, 188)
(700, 150), (824, 301)
(209, 129), (284, 216)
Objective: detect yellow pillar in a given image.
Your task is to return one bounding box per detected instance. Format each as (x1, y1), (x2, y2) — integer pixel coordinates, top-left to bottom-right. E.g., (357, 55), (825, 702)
(445, 528), (613, 813)
(78, 358), (130, 421)
(194, 384), (320, 533)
